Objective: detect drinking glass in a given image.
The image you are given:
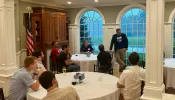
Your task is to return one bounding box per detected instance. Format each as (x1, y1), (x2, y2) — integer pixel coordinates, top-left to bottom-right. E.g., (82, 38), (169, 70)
(62, 67), (66, 75)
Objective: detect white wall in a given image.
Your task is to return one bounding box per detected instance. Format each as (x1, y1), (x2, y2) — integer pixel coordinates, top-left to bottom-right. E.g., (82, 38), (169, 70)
(67, 4), (175, 58)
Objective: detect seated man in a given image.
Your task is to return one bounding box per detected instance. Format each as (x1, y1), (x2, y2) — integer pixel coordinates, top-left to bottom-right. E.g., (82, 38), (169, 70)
(51, 41), (60, 63)
(7, 56), (44, 100)
(39, 71), (80, 100)
(117, 52), (145, 100)
(97, 44), (112, 72)
(80, 40), (94, 54)
(32, 50), (46, 71)
(57, 44), (80, 72)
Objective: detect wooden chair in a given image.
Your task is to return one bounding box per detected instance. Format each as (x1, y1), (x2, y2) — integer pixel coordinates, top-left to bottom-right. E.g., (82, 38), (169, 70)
(94, 61), (113, 75)
(141, 60), (145, 69)
(56, 59), (73, 73)
(94, 51), (114, 75)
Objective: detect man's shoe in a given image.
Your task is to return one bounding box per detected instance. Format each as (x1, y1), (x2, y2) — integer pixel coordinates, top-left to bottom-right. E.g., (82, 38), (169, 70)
(119, 68), (123, 72)
(119, 65), (127, 72)
(122, 65), (127, 70)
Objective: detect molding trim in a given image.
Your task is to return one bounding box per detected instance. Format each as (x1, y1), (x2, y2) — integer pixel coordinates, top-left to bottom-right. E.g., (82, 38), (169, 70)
(16, 49), (27, 54)
(164, 22), (173, 25)
(20, 0), (64, 8)
(103, 23), (119, 26)
(74, 7), (105, 24)
(65, 2), (146, 8)
(141, 84), (165, 100)
(116, 4), (146, 24)
(69, 24), (78, 27)
(168, 8), (175, 23)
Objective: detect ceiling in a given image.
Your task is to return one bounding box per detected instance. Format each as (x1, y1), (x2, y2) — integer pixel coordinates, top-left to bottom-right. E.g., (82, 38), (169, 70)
(21, 0), (175, 8)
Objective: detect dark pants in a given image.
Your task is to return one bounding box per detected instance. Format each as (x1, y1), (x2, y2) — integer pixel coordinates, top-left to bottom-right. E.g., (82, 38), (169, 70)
(67, 65), (80, 72)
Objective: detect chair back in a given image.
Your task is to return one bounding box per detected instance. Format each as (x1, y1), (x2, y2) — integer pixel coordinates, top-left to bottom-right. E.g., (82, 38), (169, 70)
(141, 60), (145, 69)
(0, 88), (5, 100)
(94, 60), (113, 74)
(141, 81), (145, 96)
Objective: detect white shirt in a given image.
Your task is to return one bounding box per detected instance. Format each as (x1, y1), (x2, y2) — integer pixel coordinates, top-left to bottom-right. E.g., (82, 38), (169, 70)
(37, 61), (46, 71)
(118, 66), (145, 100)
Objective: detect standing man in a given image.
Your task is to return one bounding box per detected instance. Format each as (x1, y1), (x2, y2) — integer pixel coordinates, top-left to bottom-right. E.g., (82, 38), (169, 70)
(110, 28), (128, 72)
(51, 41), (60, 63)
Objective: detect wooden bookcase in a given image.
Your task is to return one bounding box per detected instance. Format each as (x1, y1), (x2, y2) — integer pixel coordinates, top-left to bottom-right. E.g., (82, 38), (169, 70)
(25, 7), (69, 69)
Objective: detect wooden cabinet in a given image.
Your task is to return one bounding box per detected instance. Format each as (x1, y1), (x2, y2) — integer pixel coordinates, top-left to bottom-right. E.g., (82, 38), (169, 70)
(25, 7), (68, 69)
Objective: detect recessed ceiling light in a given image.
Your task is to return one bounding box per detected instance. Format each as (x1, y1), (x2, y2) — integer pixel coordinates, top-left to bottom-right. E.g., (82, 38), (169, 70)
(67, 2), (72, 5)
(94, 0), (98, 3)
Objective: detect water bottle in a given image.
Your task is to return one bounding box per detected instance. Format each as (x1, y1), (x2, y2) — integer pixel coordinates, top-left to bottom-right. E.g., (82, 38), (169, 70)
(87, 51), (90, 57)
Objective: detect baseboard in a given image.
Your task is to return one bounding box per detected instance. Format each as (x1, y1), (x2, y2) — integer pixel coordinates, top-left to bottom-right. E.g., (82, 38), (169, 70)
(141, 84), (165, 100)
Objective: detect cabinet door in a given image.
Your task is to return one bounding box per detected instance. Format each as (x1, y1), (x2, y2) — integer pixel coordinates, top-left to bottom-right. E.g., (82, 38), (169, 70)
(42, 13), (57, 43)
(55, 15), (61, 41)
(55, 13), (67, 41)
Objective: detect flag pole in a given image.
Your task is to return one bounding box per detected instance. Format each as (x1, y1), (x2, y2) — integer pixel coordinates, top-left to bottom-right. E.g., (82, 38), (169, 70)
(26, 6), (32, 55)
(26, 6), (31, 21)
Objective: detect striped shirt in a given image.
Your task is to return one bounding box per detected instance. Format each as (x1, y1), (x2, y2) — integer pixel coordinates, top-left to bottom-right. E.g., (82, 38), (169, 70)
(43, 86), (80, 100)
(118, 66), (145, 100)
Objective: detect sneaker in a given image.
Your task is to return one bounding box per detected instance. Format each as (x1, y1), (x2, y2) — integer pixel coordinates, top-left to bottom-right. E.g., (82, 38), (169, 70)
(122, 65), (127, 70)
(119, 68), (123, 72)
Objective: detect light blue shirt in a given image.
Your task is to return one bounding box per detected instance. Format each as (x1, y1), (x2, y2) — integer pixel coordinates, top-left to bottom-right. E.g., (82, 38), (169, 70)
(8, 68), (34, 100)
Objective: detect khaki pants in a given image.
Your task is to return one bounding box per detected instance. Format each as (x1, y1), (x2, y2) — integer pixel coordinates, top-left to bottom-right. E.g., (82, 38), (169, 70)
(115, 48), (126, 68)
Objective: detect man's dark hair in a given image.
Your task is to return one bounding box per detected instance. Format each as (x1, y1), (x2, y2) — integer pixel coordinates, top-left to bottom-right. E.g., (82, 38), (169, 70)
(83, 40), (88, 43)
(32, 50), (42, 58)
(128, 52), (140, 65)
(116, 28), (121, 31)
(39, 71), (56, 89)
(62, 44), (69, 50)
(98, 44), (104, 51)
(52, 41), (57, 46)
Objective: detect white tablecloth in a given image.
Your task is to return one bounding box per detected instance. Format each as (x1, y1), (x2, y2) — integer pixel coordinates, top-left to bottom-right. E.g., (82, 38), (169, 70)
(164, 58), (175, 88)
(71, 54), (97, 72)
(27, 72), (120, 100)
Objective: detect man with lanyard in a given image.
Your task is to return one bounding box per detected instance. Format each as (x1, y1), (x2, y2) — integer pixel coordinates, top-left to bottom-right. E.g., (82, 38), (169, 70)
(110, 28), (128, 72)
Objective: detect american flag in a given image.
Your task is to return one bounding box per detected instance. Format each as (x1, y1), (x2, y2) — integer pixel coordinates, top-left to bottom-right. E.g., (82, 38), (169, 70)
(26, 14), (34, 55)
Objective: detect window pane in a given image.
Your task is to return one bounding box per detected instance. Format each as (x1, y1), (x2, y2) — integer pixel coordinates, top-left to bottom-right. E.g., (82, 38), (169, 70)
(121, 8), (146, 65)
(80, 11), (103, 54)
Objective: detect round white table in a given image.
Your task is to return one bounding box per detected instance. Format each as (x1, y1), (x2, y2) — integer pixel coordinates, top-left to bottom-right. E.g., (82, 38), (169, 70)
(27, 72), (120, 100)
(164, 58), (175, 88)
(71, 54), (97, 72)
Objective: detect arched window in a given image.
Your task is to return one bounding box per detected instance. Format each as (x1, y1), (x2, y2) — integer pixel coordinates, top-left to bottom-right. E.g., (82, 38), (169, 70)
(168, 8), (175, 58)
(173, 20), (175, 58)
(80, 11), (103, 54)
(121, 8), (146, 64)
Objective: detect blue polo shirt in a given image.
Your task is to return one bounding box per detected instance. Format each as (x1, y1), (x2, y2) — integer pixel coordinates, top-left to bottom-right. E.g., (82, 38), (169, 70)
(80, 45), (94, 52)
